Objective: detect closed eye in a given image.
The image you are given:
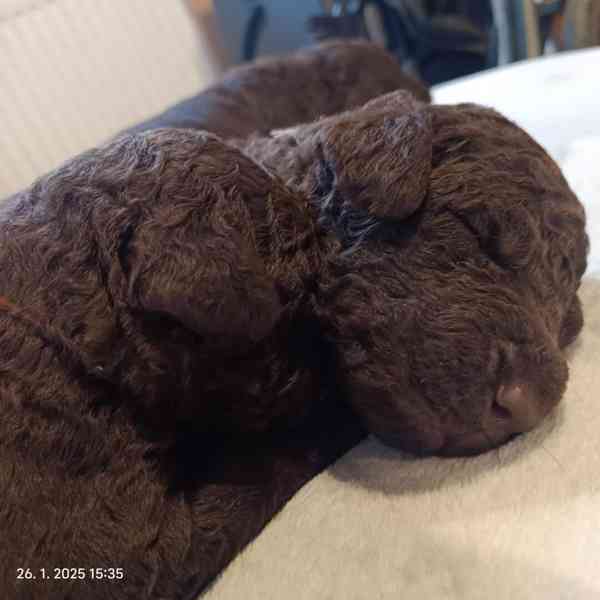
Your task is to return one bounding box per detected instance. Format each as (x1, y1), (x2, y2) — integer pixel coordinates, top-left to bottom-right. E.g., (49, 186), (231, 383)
(446, 208), (511, 270)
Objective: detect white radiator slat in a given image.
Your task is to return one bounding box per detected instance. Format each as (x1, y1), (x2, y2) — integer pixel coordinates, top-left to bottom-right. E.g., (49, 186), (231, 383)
(0, 0), (215, 198)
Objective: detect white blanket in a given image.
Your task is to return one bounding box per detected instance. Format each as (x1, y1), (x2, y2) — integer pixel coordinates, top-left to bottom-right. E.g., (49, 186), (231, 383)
(204, 49), (600, 600)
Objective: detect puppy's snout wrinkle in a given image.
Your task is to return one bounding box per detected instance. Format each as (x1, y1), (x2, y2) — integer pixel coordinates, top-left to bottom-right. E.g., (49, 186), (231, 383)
(440, 340), (567, 456)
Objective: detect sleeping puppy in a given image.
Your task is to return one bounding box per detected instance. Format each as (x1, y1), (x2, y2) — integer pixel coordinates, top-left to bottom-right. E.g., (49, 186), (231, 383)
(124, 39), (430, 138)
(240, 90), (589, 455)
(0, 58), (587, 600)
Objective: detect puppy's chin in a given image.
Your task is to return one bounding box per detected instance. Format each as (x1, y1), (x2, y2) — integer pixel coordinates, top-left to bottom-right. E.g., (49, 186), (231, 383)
(437, 431), (519, 457)
(373, 427), (445, 456)
(374, 424), (518, 458)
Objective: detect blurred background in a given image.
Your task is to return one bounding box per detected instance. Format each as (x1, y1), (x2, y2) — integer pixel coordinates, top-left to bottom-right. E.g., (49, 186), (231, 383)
(0, 0), (599, 198)
(212, 0), (599, 83)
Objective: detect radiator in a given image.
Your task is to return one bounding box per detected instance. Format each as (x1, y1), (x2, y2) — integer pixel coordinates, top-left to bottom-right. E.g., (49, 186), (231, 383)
(0, 0), (217, 198)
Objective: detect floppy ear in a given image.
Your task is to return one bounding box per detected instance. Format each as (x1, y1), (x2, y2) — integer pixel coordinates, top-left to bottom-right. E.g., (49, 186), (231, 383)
(559, 294), (584, 349)
(311, 90), (432, 240)
(115, 132), (286, 347)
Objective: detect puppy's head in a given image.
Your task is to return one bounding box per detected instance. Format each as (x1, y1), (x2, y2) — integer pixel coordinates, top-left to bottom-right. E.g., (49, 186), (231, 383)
(37, 129), (312, 432)
(302, 93), (588, 455)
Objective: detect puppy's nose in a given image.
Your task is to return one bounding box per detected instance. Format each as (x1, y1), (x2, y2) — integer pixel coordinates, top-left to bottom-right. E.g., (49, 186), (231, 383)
(494, 383), (545, 433)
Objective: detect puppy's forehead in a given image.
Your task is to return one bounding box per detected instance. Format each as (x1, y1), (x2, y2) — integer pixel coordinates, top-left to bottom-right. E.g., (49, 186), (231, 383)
(429, 103), (553, 165)
(427, 104), (579, 210)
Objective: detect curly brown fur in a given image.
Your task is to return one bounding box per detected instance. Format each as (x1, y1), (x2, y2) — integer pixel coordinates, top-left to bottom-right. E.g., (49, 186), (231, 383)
(0, 43), (588, 599)
(0, 125), (364, 600)
(243, 94), (588, 453)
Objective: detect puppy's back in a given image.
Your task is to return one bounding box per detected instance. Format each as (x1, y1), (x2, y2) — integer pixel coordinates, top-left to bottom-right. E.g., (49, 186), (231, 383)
(124, 40), (430, 139)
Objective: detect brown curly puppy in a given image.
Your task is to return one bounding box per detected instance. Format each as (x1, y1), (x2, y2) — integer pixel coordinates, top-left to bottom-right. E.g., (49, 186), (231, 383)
(125, 39), (430, 138)
(0, 44), (587, 599)
(241, 90), (589, 454)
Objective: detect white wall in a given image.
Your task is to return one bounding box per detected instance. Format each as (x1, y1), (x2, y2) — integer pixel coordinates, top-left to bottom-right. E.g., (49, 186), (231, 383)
(0, 0), (218, 198)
